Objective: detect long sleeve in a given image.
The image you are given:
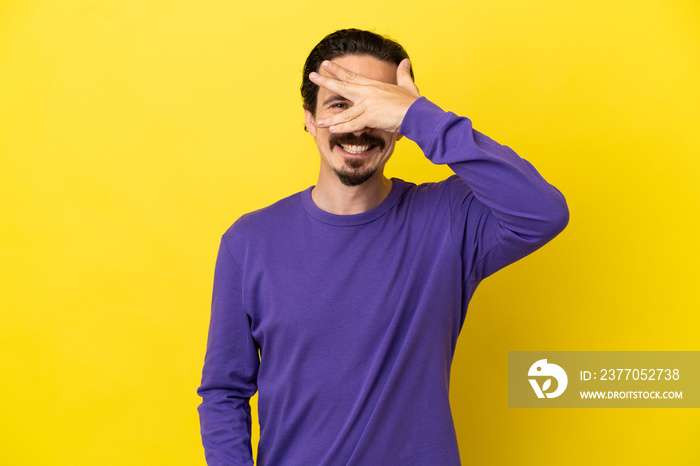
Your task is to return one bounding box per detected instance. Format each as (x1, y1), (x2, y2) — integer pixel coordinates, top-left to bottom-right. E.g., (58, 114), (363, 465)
(399, 97), (569, 282)
(197, 239), (259, 465)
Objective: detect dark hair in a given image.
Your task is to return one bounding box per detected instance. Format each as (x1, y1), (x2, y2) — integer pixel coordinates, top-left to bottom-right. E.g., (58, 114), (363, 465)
(301, 28), (413, 118)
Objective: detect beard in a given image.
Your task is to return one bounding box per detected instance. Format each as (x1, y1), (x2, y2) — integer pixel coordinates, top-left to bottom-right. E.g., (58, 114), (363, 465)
(328, 132), (386, 187)
(334, 158), (375, 187)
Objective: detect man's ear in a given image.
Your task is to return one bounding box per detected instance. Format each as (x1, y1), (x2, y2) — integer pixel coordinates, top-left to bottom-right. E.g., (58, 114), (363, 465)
(304, 107), (317, 138)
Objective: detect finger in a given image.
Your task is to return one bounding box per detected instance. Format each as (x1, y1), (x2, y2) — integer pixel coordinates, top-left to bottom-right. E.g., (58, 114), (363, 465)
(317, 103), (365, 128)
(320, 60), (374, 85)
(309, 71), (359, 100)
(327, 114), (368, 133)
(396, 58), (419, 94)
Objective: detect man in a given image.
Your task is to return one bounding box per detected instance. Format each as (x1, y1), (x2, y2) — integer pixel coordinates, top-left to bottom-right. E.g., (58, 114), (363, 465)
(198, 29), (568, 465)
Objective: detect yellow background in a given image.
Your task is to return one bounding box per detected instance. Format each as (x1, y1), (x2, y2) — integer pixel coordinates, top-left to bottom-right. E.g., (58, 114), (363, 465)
(1, 0), (698, 464)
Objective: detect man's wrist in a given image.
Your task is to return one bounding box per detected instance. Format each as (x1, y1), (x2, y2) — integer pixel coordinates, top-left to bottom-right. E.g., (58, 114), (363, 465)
(398, 97), (447, 142)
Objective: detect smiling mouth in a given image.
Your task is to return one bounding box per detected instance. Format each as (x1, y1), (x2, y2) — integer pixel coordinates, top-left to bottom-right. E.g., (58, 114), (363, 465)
(338, 144), (375, 155)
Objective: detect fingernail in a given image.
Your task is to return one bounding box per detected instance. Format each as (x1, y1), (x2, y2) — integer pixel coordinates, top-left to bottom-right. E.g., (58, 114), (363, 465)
(317, 119), (326, 126)
(403, 59), (411, 68)
(310, 72), (318, 79)
(329, 125), (336, 131)
(322, 61), (331, 69)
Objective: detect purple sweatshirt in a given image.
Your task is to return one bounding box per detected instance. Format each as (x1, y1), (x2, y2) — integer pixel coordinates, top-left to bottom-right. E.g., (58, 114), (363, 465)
(197, 97), (568, 465)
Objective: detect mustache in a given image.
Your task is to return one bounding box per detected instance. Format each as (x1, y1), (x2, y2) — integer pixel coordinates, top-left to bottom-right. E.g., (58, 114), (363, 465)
(329, 132), (386, 151)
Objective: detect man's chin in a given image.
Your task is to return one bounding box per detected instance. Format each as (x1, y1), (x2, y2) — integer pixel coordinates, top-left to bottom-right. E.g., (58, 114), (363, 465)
(334, 167), (377, 187)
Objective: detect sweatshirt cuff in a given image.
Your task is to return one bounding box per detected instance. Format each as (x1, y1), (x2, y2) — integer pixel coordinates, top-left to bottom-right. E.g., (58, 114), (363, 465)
(398, 96), (450, 149)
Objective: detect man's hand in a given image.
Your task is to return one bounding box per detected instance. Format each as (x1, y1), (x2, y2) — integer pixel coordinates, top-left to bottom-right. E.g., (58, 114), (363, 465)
(309, 58), (420, 134)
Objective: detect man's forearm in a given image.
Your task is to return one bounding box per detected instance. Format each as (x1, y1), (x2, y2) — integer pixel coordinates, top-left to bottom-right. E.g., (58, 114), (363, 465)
(400, 97), (568, 243)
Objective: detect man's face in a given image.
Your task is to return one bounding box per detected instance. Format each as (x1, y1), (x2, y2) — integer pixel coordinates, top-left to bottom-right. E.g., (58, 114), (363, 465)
(304, 54), (399, 187)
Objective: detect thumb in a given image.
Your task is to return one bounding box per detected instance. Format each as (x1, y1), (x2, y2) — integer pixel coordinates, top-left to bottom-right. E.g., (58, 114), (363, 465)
(396, 58), (417, 92)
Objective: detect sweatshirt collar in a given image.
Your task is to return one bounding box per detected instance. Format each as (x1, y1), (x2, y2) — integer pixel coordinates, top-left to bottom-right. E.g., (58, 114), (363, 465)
(301, 178), (406, 226)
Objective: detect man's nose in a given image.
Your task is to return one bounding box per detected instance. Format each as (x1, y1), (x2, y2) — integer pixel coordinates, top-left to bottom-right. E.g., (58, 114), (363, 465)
(351, 128), (370, 137)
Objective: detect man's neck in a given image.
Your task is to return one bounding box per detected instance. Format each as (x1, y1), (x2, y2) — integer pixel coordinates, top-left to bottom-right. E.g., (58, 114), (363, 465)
(311, 173), (393, 216)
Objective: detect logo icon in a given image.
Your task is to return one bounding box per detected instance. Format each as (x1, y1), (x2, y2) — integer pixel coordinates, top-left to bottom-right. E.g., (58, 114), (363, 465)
(528, 359), (568, 398)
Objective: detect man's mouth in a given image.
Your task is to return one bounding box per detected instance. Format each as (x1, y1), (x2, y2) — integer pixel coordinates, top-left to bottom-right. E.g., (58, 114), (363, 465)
(330, 133), (385, 156)
(338, 144), (374, 155)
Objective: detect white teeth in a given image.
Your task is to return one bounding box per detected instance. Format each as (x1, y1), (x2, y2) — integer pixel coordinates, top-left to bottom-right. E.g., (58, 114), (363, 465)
(339, 144), (371, 154)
